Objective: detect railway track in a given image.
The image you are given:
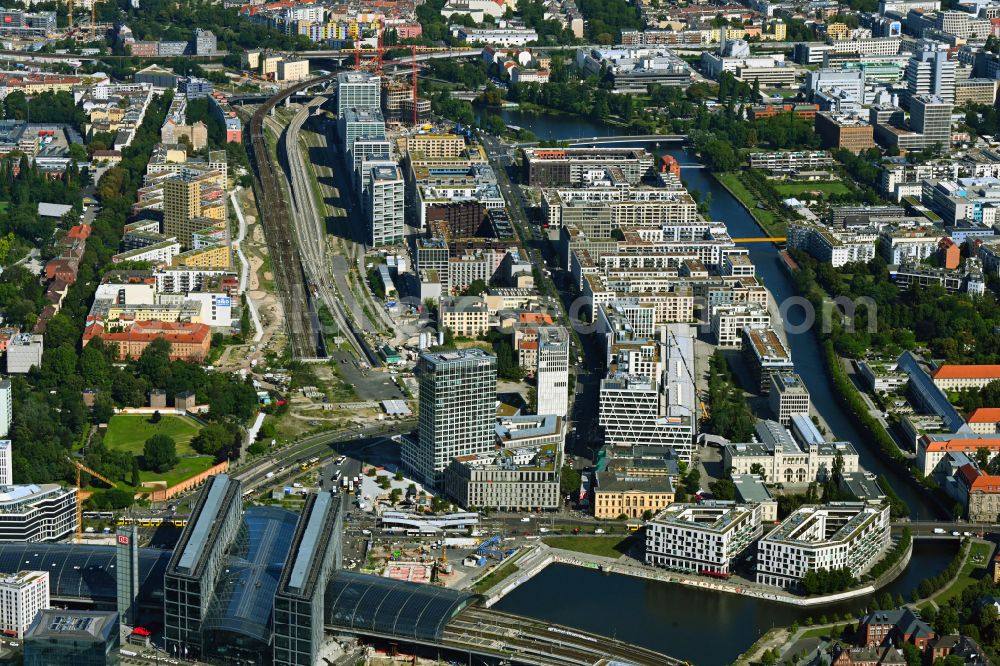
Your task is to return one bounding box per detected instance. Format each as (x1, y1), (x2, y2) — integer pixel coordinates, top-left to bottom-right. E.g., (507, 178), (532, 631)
(246, 73), (336, 358)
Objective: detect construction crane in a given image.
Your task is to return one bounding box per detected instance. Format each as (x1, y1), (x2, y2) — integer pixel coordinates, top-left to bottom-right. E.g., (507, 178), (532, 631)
(90, 0), (99, 40)
(67, 457), (116, 543)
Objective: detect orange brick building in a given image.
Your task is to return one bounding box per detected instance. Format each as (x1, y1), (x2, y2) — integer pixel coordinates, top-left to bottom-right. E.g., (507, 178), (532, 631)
(83, 320), (211, 362)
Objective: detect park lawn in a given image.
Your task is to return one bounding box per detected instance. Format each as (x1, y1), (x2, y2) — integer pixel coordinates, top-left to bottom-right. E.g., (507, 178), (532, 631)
(542, 535), (630, 559)
(104, 414), (202, 456)
(713, 172), (787, 238)
(772, 181), (852, 198)
(934, 540), (994, 605)
(137, 455), (215, 489)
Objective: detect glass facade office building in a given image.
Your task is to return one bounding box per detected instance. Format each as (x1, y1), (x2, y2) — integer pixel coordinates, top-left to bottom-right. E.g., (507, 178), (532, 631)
(24, 610), (120, 666)
(404, 349), (497, 485)
(274, 492), (343, 666)
(164, 474), (242, 660)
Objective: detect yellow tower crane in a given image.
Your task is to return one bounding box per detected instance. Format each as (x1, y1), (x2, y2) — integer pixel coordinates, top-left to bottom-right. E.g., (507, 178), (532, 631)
(67, 458), (116, 543)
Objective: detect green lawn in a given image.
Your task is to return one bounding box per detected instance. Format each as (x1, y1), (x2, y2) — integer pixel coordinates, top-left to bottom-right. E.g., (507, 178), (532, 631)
(713, 172), (787, 237)
(104, 414), (202, 456)
(472, 556), (524, 594)
(542, 535), (630, 559)
(138, 455), (215, 488)
(934, 541), (994, 605)
(772, 181), (852, 198)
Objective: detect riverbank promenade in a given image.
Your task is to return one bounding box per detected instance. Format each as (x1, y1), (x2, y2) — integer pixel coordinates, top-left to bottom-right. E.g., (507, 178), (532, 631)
(475, 539), (913, 608)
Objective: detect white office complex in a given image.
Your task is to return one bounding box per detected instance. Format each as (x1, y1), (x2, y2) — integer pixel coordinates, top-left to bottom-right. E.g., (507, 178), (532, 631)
(365, 164), (405, 247)
(0, 379), (10, 438)
(351, 138), (392, 188)
(599, 325), (696, 462)
(402, 349), (497, 485)
(0, 571), (48, 638)
(645, 501), (763, 574)
(756, 503), (891, 589)
(336, 71), (380, 116)
(905, 48), (955, 103)
(536, 326), (569, 419)
(0, 484), (76, 542)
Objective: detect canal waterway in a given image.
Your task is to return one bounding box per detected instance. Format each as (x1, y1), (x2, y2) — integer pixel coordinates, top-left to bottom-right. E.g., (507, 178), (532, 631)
(483, 106), (938, 519)
(495, 541), (958, 666)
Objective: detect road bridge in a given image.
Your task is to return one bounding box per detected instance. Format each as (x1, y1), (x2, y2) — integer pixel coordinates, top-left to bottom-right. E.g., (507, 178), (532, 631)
(516, 134), (688, 147)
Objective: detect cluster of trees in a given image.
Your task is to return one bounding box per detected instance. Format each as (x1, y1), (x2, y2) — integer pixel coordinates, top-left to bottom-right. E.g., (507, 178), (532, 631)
(706, 351), (755, 442)
(577, 0), (642, 43)
(800, 566), (855, 595)
(865, 527), (911, 581)
(9, 91), (174, 486)
(516, 0), (578, 44)
(928, 567), (1000, 662)
(143, 434), (178, 473)
(958, 381), (1000, 414)
(792, 248), (1000, 364)
(115, 0), (313, 53)
(427, 59), (490, 90)
(2, 90), (88, 136)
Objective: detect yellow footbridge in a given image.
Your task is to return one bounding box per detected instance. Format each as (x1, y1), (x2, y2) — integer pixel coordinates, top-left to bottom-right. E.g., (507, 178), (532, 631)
(732, 237), (787, 242)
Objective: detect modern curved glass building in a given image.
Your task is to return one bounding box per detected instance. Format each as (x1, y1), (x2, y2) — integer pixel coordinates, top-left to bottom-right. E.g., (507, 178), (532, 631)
(0, 475), (478, 665)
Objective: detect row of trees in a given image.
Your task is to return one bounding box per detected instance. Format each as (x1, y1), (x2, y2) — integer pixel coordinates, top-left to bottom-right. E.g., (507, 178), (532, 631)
(800, 566), (855, 595)
(705, 350), (755, 442)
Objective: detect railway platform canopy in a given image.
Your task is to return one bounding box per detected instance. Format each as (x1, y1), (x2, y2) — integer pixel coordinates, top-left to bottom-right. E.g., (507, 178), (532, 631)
(324, 570), (476, 642)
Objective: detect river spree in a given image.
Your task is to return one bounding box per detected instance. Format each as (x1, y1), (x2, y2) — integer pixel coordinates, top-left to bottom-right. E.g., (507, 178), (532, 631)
(495, 541), (958, 666)
(480, 107), (950, 662)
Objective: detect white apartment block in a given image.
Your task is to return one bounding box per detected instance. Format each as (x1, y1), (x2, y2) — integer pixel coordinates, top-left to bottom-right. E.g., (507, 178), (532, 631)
(787, 224), (877, 268)
(646, 501), (763, 574)
(536, 326), (569, 418)
(0, 379), (10, 438)
(0, 571), (49, 638)
(366, 164), (405, 247)
(0, 441), (10, 486)
(756, 503), (891, 589)
(711, 303), (770, 347)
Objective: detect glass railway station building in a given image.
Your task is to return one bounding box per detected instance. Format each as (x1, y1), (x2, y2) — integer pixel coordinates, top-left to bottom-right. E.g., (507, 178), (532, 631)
(0, 475), (477, 665)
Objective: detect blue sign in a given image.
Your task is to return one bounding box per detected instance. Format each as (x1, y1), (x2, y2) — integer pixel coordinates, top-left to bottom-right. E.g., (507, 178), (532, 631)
(216, 297), (232, 307)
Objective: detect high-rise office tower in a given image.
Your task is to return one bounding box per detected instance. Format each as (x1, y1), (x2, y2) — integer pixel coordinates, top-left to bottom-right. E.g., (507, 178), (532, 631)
(336, 71), (381, 116)
(905, 47), (955, 102)
(402, 349), (496, 485)
(910, 94), (953, 148)
(536, 326), (569, 419)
